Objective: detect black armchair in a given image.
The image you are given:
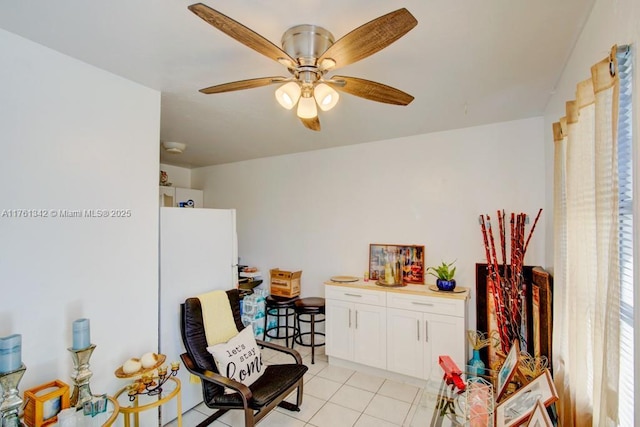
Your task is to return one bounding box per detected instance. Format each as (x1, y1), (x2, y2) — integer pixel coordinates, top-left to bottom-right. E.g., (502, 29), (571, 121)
(180, 289), (308, 427)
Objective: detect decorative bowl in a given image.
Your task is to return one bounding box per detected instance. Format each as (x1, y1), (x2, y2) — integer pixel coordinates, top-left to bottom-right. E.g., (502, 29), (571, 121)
(436, 279), (457, 292)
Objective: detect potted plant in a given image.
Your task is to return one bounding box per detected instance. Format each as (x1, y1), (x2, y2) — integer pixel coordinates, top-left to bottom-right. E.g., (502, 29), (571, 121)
(427, 260), (457, 291)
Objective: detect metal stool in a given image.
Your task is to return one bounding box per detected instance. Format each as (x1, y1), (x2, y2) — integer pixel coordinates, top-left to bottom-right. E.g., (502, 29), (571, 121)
(263, 295), (299, 347)
(293, 297), (326, 364)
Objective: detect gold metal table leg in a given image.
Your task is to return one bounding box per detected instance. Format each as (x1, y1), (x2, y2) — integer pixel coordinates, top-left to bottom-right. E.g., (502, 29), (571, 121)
(176, 390), (183, 427)
(133, 396), (139, 427)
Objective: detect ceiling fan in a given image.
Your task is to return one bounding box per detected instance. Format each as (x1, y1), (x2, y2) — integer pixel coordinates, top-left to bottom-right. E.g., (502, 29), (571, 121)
(188, 3), (417, 131)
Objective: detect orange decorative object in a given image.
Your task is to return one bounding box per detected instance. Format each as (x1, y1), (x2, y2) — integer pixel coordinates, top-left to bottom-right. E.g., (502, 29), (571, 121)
(23, 380), (70, 427)
(438, 355), (465, 393)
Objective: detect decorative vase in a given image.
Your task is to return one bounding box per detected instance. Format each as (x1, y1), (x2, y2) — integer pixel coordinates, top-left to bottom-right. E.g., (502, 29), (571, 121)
(467, 349), (485, 377)
(436, 278), (456, 291)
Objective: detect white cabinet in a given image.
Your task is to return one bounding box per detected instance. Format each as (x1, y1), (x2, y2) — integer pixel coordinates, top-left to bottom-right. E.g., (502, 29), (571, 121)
(386, 308), (424, 378)
(325, 285), (387, 370)
(159, 187), (204, 208)
(325, 299), (353, 361)
(352, 303), (387, 369)
(325, 282), (468, 381)
(386, 292), (466, 379)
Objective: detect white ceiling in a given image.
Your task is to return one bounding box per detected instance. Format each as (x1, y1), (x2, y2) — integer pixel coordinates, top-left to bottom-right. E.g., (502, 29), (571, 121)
(0, 1), (595, 168)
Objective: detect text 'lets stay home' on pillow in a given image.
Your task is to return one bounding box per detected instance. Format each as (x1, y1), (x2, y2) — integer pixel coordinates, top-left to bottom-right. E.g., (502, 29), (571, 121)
(206, 325), (264, 388)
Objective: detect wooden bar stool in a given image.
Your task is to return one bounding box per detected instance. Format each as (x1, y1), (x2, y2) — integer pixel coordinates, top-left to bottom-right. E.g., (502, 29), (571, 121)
(263, 295), (299, 347)
(293, 297), (325, 364)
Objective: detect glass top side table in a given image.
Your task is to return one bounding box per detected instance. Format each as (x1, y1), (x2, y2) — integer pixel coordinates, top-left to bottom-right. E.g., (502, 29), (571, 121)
(113, 376), (182, 427)
(50, 396), (119, 427)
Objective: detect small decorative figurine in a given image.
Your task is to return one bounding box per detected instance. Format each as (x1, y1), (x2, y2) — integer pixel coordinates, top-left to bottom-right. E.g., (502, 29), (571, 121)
(160, 171), (172, 187)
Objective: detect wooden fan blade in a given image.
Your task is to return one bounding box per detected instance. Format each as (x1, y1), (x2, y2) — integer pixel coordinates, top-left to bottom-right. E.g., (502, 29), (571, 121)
(300, 116), (321, 131)
(189, 3), (296, 67)
(318, 8), (417, 70)
(328, 76), (414, 105)
(199, 77), (287, 94)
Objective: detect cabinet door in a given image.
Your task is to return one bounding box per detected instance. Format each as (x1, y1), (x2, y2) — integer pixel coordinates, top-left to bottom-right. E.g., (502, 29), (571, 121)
(353, 303), (386, 369)
(325, 299), (353, 361)
(423, 313), (466, 378)
(387, 308), (424, 378)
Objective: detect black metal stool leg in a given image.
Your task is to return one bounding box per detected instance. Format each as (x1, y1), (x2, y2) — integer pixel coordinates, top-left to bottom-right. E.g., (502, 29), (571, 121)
(292, 312), (298, 350)
(263, 308), (268, 342)
(311, 313), (316, 364)
(276, 308), (281, 339)
(285, 310), (290, 347)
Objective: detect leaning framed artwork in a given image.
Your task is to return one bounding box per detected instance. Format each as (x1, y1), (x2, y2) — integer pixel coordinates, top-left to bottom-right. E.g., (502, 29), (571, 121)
(525, 399), (553, 427)
(531, 267), (553, 372)
(495, 369), (558, 427)
(368, 244), (424, 284)
(496, 339), (521, 401)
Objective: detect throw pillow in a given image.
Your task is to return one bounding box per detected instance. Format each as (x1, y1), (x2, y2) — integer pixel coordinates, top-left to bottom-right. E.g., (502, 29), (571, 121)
(206, 325), (264, 389)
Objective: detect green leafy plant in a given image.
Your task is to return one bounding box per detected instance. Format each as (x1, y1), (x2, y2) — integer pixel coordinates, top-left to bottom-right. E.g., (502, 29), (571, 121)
(427, 260), (456, 281)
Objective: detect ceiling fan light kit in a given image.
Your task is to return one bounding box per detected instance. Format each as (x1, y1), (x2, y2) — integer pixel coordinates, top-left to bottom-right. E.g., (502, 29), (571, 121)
(297, 95), (318, 119)
(275, 82), (301, 110)
(162, 141), (186, 154)
(188, 3), (417, 130)
(313, 83), (339, 112)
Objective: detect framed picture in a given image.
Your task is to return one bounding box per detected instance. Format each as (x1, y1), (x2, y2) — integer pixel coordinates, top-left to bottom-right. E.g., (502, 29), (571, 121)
(496, 339), (520, 401)
(525, 399), (553, 427)
(531, 267), (553, 372)
(368, 244), (424, 284)
(495, 369), (558, 427)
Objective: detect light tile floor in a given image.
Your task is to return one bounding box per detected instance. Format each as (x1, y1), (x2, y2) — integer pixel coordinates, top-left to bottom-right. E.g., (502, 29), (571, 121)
(165, 340), (426, 427)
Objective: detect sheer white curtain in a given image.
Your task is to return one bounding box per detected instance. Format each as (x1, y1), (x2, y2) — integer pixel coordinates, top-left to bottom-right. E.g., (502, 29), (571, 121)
(552, 46), (622, 427)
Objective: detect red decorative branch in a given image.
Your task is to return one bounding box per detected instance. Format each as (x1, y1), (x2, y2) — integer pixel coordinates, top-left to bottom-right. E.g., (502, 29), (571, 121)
(478, 209), (543, 354)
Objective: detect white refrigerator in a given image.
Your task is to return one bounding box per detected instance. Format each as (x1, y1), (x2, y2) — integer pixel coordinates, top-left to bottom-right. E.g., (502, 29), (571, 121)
(159, 207), (238, 423)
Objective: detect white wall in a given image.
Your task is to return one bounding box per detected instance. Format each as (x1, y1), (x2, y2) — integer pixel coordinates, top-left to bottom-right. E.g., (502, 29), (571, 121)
(0, 27), (160, 409)
(192, 117), (547, 329)
(160, 163), (192, 188)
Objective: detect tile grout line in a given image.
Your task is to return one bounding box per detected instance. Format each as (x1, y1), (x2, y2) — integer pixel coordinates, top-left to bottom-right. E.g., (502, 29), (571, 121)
(176, 366), (420, 427)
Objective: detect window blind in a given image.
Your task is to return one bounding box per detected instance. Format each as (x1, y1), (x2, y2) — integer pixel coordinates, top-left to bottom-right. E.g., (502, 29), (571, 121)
(615, 45), (633, 427)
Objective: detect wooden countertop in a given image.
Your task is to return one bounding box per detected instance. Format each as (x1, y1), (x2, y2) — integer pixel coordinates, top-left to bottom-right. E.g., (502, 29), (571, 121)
(324, 279), (470, 300)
